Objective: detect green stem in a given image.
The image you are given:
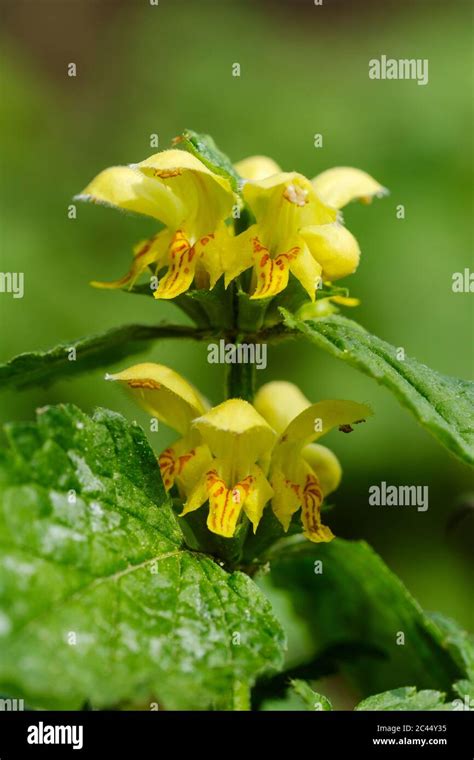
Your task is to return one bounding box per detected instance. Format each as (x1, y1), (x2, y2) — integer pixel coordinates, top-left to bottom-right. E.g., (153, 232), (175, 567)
(224, 283), (257, 401)
(225, 357), (256, 401)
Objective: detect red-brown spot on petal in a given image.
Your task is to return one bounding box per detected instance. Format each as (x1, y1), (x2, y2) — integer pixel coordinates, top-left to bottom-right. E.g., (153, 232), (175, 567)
(153, 168), (182, 179)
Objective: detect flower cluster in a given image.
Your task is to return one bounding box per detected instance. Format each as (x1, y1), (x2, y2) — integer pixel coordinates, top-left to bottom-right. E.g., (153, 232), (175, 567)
(107, 363), (371, 542)
(77, 149), (386, 302)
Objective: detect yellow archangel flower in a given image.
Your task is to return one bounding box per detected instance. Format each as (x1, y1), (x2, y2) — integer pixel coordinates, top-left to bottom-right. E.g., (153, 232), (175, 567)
(106, 362), (211, 495)
(76, 150), (235, 299)
(106, 364), (274, 539)
(254, 381), (372, 543)
(230, 156), (387, 301)
(107, 364), (371, 543)
(182, 400), (275, 538)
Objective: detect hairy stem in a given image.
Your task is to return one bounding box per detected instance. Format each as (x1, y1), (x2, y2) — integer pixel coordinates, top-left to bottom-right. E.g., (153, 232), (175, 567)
(225, 357), (256, 402)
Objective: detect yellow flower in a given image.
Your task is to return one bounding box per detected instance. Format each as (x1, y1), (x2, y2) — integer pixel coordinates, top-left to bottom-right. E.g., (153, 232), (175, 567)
(107, 364), (370, 544)
(183, 400), (275, 538)
(105, 362), (212, 495)
(77, 150), (235, 299)
(226, 172), (337, 301)
(254, 381), (371, 543)
(227, 158), (386, 302)
(311, 166), (388, 209)
(234, 155), (282, 181)
(106, 363), (275, 539)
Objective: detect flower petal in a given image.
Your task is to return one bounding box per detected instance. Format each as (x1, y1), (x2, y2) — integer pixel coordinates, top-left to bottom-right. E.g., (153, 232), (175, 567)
(288, 242), (322, 301)
(250, 239), (298, 300)
(242, 465), (274, 533)
(302, 443), (342, 496)
(159, 442), (212, 494)
(271, 463), (334, 542)
(234, 155), (282, 181)
(243, 173), (337, 252)
(249, 240), (321, 300)
(224, 226), (256, 287)
(299, 469), (334, 543)
(270, 467), (302, 531)
(254, 381), (310, 434)
(330, 295), (360, 307)
(248, 234), (321, 301)
(300, 223), (361, 281)
(91, 230), (171, 290)
(312, 167), (388, 209)
(206, 469), (249, 538)
(158, 446), (179, 491)
(279, 399), (372, 450)
(193, 399), (276, 482)
(154, 230), (198, 299)
(153, 225), (232, 299)
(196, 225), (232, 289)
(106, 362), (207, 435)
(228, 173), (336, 296)
(137, 148), (231, 186)
(181, 474), (208, 516)
(176, 444), (213, 495)
(76, 165), (184, 226)
(137, 149), (234, 236)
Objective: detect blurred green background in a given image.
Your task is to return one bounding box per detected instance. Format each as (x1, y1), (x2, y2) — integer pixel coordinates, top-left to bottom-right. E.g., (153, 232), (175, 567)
(1, 0), (473, 645)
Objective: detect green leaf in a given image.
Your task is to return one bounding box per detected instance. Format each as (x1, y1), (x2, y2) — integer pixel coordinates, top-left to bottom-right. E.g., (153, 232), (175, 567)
(281, 311), (474, 465)
(0, 323), (206, 391)
(175, 129), (241, 192)
(428, 613), (474, 681)
(0, 405), (285, 709)
(290, 679), (332, 711)
(453, 679), (474, 702)
(270, 538), (466, 698)
(355, 686), (448, 711)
